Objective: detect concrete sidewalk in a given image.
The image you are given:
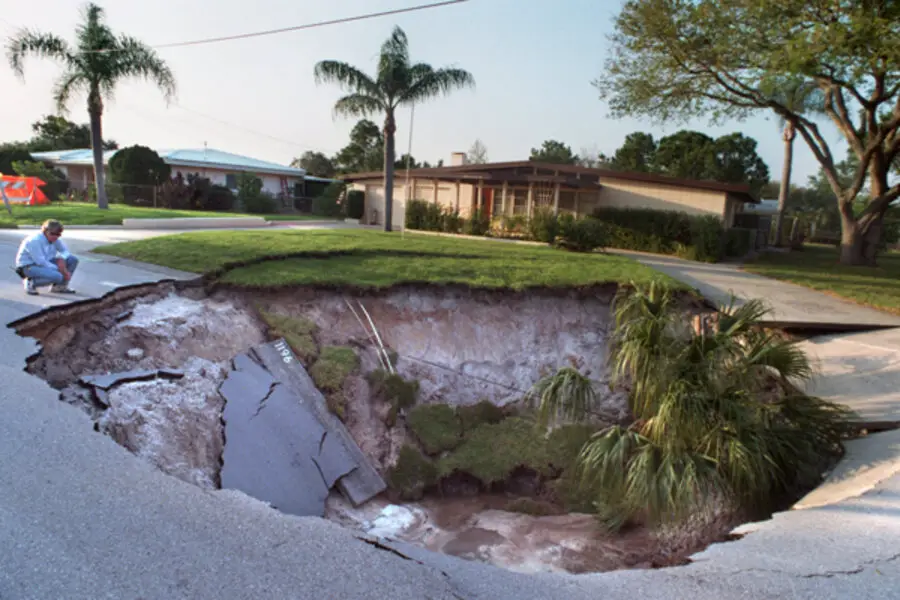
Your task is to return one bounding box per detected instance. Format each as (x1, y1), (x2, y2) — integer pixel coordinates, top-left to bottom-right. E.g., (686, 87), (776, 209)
(610, 249), (900, 329)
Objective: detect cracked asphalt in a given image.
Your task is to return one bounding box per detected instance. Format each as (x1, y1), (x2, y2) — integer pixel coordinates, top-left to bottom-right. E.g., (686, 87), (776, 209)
(2, 226), (900, 599)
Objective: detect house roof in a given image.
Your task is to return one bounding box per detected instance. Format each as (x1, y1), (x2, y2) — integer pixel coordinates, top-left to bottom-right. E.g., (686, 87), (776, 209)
(342, 160), (758, 203)
(31, 148), (306, 178)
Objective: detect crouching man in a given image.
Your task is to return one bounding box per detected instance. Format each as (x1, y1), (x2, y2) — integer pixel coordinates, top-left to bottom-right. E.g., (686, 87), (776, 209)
(15, 219), (78, 296)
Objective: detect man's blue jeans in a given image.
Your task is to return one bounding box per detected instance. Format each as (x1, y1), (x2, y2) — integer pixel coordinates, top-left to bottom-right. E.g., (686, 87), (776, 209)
(22, 255), (79, 287)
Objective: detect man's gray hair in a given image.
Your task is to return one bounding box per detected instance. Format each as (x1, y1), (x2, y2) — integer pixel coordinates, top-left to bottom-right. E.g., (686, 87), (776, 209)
(41, 219), (63, 234)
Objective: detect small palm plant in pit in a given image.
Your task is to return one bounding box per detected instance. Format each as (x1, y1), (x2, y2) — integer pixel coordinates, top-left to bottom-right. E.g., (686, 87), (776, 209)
(528, 281), (855, 531)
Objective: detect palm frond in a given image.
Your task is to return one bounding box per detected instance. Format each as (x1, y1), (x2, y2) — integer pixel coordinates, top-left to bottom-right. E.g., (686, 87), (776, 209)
(376, 26), (411, 98)
(740, 333), (814, 382)
(717, 296), (770, 335)
(527, 367), (596, 428)
(52, 69), (87, 113)
(332, 93), (385, 120)
(110, 35), (176, 100)
(400, 64), (475, 105)
(314, 60), (381, 97)
(6, 30), (74, 76)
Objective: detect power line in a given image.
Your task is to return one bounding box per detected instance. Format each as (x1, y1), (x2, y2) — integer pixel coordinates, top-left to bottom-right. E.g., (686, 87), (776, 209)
(86, 0), (469, 53)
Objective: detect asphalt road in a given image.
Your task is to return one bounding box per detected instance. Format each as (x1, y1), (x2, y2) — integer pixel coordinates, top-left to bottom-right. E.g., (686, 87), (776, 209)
(2, 226), (900, 599)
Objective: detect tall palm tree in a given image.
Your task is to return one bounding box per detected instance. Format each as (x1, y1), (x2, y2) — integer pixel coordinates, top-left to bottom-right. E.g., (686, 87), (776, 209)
(6, 3), (176, 209)
(314, 26), (474, 232)
(529, 282), (854, 532)
(771, 79), (824, 245)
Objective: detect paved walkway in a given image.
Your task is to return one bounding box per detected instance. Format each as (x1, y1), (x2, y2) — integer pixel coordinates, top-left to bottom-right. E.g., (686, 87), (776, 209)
(610, 250), (900, 329)
(3, 228), (900, 599)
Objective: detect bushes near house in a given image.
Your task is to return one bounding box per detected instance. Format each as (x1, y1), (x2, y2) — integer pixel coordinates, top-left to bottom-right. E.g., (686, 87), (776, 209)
(403, 200), (757, 262)
(346, 189), (365, 219)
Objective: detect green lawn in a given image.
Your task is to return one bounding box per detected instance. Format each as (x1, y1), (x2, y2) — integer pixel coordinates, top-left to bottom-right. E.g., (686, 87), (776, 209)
(2, 202), (332, 226)
(95, 229), (681, 290)
(743, 244), (900, 314)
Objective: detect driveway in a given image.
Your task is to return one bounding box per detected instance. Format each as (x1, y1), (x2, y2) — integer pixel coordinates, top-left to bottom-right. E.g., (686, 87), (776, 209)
(610, 250), (900, 329)
(2, 228), (900, 599)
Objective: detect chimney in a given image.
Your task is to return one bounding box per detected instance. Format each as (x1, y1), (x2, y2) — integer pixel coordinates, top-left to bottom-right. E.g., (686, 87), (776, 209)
(450, 152), (467, 166)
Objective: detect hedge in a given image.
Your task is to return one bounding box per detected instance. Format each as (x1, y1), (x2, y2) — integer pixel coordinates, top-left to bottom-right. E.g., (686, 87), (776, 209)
(346, 190), (365, 219)
(405, 199), (748, 262)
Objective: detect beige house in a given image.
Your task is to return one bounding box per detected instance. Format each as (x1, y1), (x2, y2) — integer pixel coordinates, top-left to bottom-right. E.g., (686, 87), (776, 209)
(343, 153), (757, 229)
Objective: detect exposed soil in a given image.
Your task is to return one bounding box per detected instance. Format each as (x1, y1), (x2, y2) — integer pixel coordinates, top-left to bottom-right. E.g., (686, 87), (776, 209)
(10, 280), (741, 574)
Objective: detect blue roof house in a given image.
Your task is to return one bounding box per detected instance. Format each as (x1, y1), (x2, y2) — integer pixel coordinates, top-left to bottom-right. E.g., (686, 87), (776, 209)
(31, 147), (311, 198)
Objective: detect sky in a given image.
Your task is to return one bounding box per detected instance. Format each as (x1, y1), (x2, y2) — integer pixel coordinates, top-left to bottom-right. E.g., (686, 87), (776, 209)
(0, 0), (850, 189)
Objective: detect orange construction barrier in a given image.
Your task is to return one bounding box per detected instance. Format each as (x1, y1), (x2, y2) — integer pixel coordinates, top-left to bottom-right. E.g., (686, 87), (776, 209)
(0, 174), (51, 205)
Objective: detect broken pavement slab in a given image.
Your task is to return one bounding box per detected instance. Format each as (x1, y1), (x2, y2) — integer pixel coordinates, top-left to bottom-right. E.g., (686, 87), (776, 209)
(795, 428), (900, 510)
(219, 339), (384, 517)
(798, 328), (900, 426)
(251, 339), (387, 506)
(80, 368), (184, 390)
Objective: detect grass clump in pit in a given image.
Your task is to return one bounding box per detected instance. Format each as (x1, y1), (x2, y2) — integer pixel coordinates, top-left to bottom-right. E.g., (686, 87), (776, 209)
(407, 404), (463, 455)
(257, 309), (319, 363)
(310, 346), (359, 420)
(368, 369), (419, 426)
(438, 417), (553, 486)
(387, 444), (438, 501)
(457, 400), (506, 433)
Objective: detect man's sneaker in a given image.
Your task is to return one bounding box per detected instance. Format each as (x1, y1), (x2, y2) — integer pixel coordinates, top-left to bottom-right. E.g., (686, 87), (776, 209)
(50, 283), (76, 294)
(24, 279), (38, 296)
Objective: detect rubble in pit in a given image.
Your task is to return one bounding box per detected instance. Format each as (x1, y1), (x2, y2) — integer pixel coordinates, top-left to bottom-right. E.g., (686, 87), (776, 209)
(13, 282), (739, 575)
(22, 287), (266, 490)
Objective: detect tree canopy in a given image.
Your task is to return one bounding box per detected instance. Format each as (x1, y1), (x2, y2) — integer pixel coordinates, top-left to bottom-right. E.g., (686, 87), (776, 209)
(530, 139), (579, 164)
(292, 151), (337, 178)
(466, 139), (489, 164)
(108, 145), (170, 186)
(603, 129), (769, 192)
(596, 0), (900, 264)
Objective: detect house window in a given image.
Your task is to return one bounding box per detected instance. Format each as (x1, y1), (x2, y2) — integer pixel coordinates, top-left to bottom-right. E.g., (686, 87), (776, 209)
(225, 174), (237, 189)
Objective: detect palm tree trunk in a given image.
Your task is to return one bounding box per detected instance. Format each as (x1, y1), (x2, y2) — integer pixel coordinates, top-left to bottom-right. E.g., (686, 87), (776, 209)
(88, 86), (109, 210)
(774, 123), (795, 246)
(382, 111), (396, 232)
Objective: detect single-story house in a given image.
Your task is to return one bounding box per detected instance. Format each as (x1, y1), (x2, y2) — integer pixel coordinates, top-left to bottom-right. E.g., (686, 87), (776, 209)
(342, 152), (758, 229)
(31, 147), (315, 197)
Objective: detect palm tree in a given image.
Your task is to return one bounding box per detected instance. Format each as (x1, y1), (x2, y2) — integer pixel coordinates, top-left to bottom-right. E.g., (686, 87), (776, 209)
(770, 79), (824, 245)
(529, 282), (854, 532)
(314, 26), (474, 232)
(6, 3), (176, 209)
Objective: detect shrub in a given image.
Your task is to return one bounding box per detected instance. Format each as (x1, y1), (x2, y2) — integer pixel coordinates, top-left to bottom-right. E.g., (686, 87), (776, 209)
(724, 227), (757, 258)
(442, 210), (463, 233)
(591, 207), (732, 261)
(387, 445), (438, 501)
(690, 214), (726, 262)
(405, 199), (429, 230)
(557, 215), (606, 252)
(243, 191), (278, 214)
(464, 208), (491, 236)
(528, 206), (559, 244)
(204, 185), (234, 211)
(438, 417), (554, 486)
(408, 404), (463, 454)
(311, 193), (342, 217)
(346, 189), (365, 219)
